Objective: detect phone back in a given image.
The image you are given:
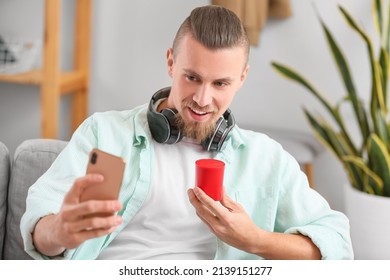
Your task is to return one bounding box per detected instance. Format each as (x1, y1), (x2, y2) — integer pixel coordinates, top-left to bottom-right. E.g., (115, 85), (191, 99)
(81, 148), (126, 201)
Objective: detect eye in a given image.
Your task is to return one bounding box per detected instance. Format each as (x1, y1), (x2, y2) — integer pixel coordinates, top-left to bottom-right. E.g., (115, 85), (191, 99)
(185, 74), (198, 82)
(214, 81), (228, 87)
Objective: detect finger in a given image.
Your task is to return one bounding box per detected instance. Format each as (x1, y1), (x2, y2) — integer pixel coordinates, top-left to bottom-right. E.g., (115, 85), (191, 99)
(81, 225), (118, 239)
(192, 187), (227, 217)
(188, 188), (215, 216)
(73, 215), (123, 232)
(64, 174), (104, 204)
(220, 193), (240, 212)
(188, 188), (220, 230)
(80, 200), (122, 216)
(69, 224), (120, 246)
(187, 188), (200, 207)
(196, 212), (216, 234)
(61, 200), (122, 222)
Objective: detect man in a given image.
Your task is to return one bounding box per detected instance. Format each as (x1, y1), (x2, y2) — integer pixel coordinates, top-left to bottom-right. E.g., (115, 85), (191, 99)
(21, 5), (353, 260)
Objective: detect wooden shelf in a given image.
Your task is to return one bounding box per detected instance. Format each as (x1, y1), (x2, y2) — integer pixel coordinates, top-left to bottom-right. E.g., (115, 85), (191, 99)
(0, 0), (91, 139)
(0, 70), (42, 85)
(0, 70), (86, 92)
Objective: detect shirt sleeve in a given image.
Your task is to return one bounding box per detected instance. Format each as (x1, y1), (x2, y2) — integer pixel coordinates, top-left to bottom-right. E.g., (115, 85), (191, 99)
(20, 116), (98, 260)
(275, 153), (354, 259)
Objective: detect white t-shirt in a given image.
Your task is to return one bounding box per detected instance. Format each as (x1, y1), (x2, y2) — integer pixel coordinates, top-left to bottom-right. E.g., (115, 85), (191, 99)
(98, 138), (216, 259)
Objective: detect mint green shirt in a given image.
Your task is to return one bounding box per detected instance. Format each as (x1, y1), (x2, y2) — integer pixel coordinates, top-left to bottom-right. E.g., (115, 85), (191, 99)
(20, 104), (353, 259)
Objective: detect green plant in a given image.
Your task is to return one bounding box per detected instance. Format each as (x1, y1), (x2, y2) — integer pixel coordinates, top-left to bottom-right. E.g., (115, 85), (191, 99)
(271, 0), (390, 197)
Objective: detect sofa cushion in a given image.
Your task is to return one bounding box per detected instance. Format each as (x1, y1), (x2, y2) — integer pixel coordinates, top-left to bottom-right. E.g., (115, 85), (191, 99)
(3, 139), (67, 259)
(0, 141), (10, 260)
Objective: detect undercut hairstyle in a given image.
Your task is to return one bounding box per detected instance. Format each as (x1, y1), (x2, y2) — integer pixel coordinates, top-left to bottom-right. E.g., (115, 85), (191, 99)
(172, 5), (250, 63)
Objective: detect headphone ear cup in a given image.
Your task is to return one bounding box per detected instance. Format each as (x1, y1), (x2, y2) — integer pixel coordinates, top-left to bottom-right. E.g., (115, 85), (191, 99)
(202, 109), (235, 152)
(202, 117), (226, 151)
(147, 106), (172, 144)
(147, 87), (183, 145)
(161, 108), (182, 144)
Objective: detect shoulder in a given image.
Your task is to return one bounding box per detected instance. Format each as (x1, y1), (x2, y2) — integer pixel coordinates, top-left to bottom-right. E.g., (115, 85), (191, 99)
(69, 104), (149, 148)
(78, 104), (148, 135)
(233, 125), (285, 153)
(229, 125), (298, 171)
(88, 104), (147, 126)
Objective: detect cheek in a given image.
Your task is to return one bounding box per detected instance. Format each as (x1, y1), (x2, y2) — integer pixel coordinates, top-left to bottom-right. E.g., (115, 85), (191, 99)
(216, 90), (235, 110)
(175, 80), (196, 100)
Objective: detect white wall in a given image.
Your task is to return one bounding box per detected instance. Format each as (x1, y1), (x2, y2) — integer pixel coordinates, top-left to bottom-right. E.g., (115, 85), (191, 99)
(0, 0), (378, 212)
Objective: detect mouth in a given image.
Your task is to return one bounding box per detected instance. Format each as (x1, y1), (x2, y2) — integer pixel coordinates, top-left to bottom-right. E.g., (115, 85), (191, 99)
(188, 107), (212, 121)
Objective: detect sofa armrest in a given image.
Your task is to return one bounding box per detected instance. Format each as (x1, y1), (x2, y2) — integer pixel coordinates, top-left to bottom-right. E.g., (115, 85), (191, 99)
(0, 141), (11, 260)
(3, 139), (67, 260)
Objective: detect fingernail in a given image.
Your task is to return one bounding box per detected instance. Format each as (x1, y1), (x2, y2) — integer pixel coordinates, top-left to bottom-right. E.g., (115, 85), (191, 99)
(193, 187), (200, 195)
(117, 201), (124, 210)
(94, 174), (104, 181)
(115, 216), (123, 225)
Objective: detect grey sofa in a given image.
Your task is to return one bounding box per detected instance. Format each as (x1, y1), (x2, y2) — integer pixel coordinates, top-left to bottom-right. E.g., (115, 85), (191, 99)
(0, 139), (67, 259)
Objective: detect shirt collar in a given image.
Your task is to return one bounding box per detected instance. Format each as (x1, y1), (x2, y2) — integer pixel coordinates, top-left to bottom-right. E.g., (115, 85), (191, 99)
(216, 126), (246, 164)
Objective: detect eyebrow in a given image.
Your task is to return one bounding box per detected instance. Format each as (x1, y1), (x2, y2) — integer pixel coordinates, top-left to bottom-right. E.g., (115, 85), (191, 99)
(183, 68), (234, 83)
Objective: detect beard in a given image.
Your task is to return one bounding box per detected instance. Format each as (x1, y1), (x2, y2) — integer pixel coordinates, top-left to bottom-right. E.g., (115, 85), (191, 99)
(174, 101), (218, 142)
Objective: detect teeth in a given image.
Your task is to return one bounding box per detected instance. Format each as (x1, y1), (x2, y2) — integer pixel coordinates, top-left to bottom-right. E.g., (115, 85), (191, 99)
(192, 109), (207, 115)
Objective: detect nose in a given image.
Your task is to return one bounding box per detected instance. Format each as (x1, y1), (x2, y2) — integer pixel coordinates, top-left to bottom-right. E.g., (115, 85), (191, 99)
(193, 85), (212, 107)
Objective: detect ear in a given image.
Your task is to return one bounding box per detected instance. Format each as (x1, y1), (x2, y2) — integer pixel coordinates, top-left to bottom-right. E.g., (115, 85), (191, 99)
(236, 64), (250, 91)
(166, 48), (174, 77)
(240, 64), (250, 83)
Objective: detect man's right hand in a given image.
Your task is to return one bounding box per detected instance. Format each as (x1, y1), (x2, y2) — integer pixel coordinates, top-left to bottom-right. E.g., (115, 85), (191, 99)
(32, 173), (123, 257)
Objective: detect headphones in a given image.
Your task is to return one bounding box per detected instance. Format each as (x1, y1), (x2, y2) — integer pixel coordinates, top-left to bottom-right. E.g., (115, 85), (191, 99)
(147, 87), (235, 152)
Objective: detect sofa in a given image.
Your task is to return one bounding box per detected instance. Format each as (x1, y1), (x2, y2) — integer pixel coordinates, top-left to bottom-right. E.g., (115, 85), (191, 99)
(0, 139), (67, 259)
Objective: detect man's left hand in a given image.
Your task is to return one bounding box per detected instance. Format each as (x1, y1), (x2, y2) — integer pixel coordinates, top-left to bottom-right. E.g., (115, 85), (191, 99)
(188, 187), (263, 254)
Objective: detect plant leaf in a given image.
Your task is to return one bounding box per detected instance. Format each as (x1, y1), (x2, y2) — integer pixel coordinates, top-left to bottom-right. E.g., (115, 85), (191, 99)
(303, 108), (364, 189)
(379, 47), (389, 105)
(385, 2), (390, 54)
(374, 109), (390, 151)
(339, 5), (386, 119)
(342, 155), (382, 194)
(376, 0), (390, 53)
(271, 62), (358, 154)
(367, 133), (390, 196)
(373, 0), (383, 37)
(319, 14), (371, 148)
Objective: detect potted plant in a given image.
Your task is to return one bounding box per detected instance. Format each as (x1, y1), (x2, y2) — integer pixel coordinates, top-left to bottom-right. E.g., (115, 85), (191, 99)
(271, 0), (390, 259)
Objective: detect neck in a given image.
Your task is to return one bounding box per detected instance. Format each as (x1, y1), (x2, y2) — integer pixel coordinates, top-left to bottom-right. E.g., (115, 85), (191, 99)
(156, 98), (169, 112)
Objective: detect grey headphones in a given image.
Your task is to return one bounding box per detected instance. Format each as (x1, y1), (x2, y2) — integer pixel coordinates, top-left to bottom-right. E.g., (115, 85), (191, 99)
(146, 87), (235, 152)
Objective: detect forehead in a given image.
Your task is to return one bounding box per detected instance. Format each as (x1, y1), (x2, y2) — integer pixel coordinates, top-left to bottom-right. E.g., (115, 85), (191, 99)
(174, 35), (247, 78)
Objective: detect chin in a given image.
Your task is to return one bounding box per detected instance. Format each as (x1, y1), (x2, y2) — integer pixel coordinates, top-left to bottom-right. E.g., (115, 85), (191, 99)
(186, 121), (216, 142)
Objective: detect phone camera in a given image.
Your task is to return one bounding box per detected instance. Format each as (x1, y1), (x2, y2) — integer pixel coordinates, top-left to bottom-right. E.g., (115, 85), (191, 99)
(91, 152), (97, 164)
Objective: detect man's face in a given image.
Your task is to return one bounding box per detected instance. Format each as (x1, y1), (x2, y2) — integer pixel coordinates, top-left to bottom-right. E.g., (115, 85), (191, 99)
(162, 35), (249, 142)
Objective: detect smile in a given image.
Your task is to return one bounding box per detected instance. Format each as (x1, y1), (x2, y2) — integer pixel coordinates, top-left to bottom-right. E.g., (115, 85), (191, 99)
(191, 108), (209, 115)
(187, 107), (212, 121)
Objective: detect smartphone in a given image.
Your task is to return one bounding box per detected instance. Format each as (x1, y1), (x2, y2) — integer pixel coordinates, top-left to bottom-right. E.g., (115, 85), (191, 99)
(81, 148), (126, 202)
